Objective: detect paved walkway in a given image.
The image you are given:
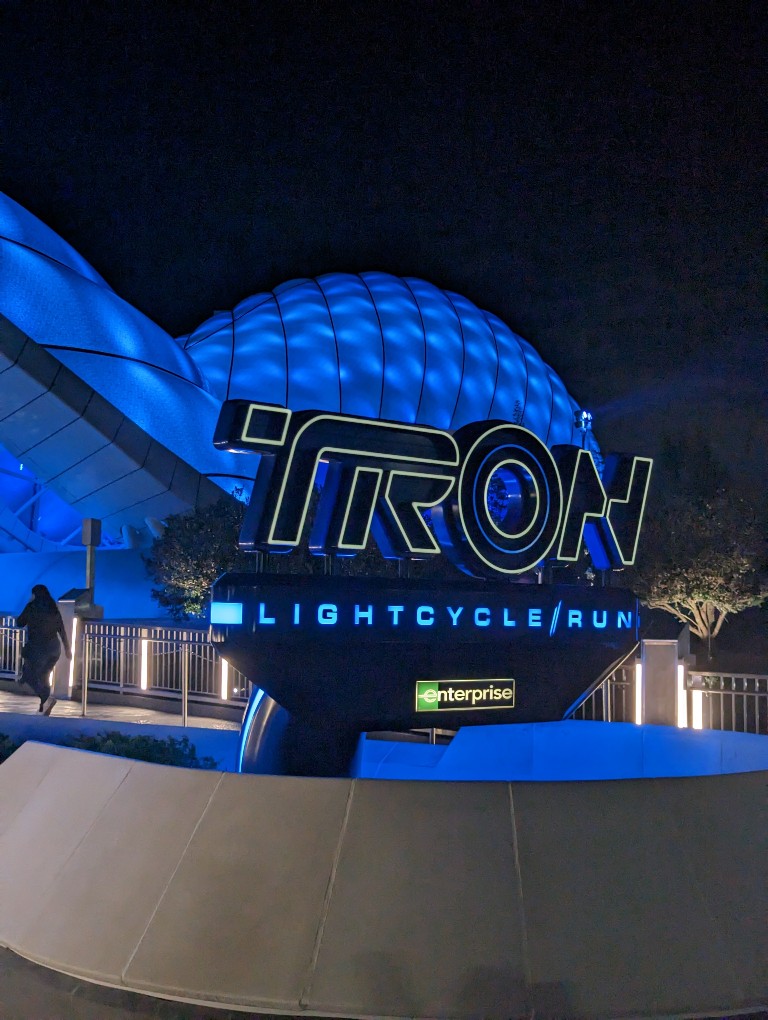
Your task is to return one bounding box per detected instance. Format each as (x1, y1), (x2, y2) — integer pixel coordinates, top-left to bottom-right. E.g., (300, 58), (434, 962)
(0, 686), (242, 769)
(0, 687), (239, 730)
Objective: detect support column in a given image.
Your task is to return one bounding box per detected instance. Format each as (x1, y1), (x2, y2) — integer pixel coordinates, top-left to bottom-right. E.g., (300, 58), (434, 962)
(640, 639), (679, 726)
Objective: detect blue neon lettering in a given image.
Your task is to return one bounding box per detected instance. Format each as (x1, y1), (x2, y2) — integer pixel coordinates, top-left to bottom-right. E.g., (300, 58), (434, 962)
(568, 609), (582, 628)
(474, 607), (491, 627)
(387, 605), (404, 625)
(528, 609), (542, 627)
(258, 603), (275, 625)
(355, 604), (374, 625)
(446, 606), (464, 626)
(593, 610), (607, 629)
(293, 603), (300, 625)
(618, 611), (632, 629)
(416, 605), (435, 626)
(503, 608), (516, 627)
(318, 604), (337, 625)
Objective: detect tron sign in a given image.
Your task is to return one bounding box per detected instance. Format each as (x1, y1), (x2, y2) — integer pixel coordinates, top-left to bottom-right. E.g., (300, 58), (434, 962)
(210, 574), (640, 733)
(210, 594), (636, 635)
(214, 401), (652, 577)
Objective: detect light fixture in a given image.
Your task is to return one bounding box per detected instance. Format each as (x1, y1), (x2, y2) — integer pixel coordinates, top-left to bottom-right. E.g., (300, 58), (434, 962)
(676, 663), (688, 728)
(634, 661), (643, 724)
(220, 658), (229, 700)
(574, 409), (593, 449)
(68, 616), (78, 689)
(140, 638), (149, 690)
(573, 409), (593, 430)
(691, 689), (703, 730)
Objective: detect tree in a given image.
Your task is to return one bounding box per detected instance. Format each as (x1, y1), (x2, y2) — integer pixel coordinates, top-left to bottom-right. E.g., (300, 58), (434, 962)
(145, 489), (459, 619)
(627, 433), (766, 648)
(145, 494), (253, 619)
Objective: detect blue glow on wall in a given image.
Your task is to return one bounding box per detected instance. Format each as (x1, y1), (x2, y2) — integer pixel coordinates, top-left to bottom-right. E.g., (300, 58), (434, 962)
(0, 446), (84, 552)
(352, 722), (768, 781)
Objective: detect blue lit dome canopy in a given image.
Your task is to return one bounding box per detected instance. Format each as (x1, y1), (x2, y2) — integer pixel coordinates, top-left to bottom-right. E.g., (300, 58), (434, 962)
(181, 274), (601, 456)
(0, 190), (599, 554)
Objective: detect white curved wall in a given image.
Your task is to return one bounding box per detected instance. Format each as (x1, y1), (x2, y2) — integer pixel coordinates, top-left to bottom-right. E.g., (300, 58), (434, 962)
(0, 742), (764, 1018)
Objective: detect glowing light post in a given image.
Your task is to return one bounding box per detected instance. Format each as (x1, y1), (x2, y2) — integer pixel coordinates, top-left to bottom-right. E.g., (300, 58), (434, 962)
(634, 659), (643, 724)
(140, 635), (149, 691)
(691, 682), (704, 730)
(69, 615), (78, 693)
(676, 662), (688, 729)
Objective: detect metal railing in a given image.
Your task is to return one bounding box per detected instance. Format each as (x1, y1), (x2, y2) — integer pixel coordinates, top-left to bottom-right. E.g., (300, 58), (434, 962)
(0, 617), (22, 678)
(687, 672), (768, 736)
(0, 617), (250, 721)
(570, 664), (635, 723)
(572, 663), (768, 736)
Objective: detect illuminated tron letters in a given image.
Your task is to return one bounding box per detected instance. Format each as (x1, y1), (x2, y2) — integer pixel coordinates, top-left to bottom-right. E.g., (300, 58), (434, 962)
(214, 400), (652, 577)
(551, 446), (653, 569)
(431, 421), (564, 575)
(214, 401), (458, 556)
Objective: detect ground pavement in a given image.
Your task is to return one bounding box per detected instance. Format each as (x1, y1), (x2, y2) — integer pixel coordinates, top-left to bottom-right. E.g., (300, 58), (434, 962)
(0, 686), (241, 770)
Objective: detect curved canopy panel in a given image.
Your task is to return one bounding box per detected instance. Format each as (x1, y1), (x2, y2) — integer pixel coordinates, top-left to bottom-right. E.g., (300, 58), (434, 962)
(182, 272), (601, 461)
(0, 193), (109, 288)
(0, 194), (202, 386)
(0, 193), (252, 540)
(0, 193), (600, 547)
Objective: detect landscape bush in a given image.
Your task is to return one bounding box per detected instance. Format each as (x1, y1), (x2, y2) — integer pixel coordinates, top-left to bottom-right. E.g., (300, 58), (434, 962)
(0, 731), (218, 769)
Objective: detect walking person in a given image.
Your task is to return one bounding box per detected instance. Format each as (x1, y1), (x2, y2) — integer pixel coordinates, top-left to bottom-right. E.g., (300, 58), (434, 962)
(16, 585), (71, 715)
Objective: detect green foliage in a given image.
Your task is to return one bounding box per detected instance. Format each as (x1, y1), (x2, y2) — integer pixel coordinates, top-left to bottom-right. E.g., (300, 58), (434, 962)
(628, 432), (766, 643)
(0, 734), (22, 764)
(68, 731), (218, 769)
(0, 731), (218, 768)
(145, 493), (255, 619)
(146, 487), (464, 617)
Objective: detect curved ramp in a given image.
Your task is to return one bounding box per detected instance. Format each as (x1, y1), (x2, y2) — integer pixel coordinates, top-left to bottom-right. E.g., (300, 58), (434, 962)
(0, 742), (764, 1019)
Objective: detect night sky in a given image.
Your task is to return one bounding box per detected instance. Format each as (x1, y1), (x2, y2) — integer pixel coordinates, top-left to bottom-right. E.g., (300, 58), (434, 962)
(2, 0), (765, 491)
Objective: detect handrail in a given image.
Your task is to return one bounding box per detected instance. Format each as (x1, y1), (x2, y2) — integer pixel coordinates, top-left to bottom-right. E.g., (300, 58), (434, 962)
(563, 641), (640, 720)
(0, 617), (250, 722)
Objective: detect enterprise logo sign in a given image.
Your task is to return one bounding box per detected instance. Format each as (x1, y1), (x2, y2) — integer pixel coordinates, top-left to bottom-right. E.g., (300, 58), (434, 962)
(416, 679), (515, 712)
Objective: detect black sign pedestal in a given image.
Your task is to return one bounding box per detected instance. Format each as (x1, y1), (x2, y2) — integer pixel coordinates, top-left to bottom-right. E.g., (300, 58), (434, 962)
(213, 574), (640, 777)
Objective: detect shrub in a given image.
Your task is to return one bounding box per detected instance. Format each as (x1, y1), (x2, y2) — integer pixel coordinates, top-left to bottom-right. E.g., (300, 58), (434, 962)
(67, 732), (219, 769)
(0, 735), (22, 764)
(0, 731), (218, 769)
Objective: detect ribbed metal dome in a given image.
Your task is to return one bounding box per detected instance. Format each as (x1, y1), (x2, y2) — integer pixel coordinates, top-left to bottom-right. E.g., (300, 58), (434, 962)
(0, 192), (601, 557)
(182, 272), (598, 454)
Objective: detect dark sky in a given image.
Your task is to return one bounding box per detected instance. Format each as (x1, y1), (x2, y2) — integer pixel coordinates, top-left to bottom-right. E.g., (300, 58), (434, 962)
(2, 0), (765, 488)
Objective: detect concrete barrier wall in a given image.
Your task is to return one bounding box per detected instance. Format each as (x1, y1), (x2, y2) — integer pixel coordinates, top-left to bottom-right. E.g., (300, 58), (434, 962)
(356, 720), (768, 781)
(0, 742), (764, 1018)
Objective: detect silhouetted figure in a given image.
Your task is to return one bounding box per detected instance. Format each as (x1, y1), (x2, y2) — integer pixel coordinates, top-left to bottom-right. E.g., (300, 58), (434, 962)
(16, 585), (71, 715)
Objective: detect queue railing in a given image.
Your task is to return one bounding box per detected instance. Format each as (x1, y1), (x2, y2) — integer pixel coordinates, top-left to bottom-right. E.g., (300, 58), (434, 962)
(686, 672), (768, 735)
(0, 617), (250, 723)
